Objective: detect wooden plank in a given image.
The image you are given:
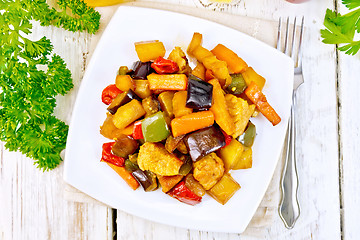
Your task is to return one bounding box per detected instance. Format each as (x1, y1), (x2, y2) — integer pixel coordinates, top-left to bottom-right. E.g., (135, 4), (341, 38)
(336, 3), (360, 239)
(116, 0), (342, 239)
(0, 17), (113, 240)
(338, 52), (360, 240)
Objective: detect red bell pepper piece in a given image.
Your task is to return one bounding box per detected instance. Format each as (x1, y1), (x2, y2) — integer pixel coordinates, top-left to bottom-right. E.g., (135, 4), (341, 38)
(221, 129), (232, 148)
(151, 57), (179, 74)
(132, 120), (143, 139)
(101, 84), (122, 105)
(167, 181), (202, 206)
(101, 142), (125, 167)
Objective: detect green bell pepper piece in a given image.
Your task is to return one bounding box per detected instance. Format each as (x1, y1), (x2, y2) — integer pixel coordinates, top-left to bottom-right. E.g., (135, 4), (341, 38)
(227, 73), (247, 95)
(141, 111), (170, 142)
(238, 122), (256, 147)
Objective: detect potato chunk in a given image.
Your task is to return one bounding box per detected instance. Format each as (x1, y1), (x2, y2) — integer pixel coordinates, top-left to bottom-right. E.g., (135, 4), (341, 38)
(168, 47), (191, 75)
(193, 153), (224, 190)
(138, 142), (183, 176)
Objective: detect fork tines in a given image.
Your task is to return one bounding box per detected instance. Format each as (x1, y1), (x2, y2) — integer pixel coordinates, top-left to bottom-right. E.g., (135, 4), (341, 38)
(277, 16), (304, 68)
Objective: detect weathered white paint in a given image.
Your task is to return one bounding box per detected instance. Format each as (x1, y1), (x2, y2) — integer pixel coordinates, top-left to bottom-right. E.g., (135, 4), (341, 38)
(2, 0), (358, 239)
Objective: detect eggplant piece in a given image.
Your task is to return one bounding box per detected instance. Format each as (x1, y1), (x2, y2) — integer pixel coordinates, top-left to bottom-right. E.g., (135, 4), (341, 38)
(107, 89), (141, 114)
(184, 125), (225, 162)
(142, 96), (160, 117)
(111, 134), (138, 158)
(131, 61), (153, 80)
(132, 169), (158, 192)
(186, 75), (213, 110)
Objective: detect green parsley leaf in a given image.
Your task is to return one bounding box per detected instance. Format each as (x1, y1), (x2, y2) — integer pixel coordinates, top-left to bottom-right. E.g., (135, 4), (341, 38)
(321, 1), (360, 55)
(0, 0), (100, 170)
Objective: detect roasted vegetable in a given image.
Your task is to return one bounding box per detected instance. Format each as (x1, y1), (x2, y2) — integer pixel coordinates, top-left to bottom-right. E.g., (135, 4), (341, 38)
(137, 142), (183, 176)
(187, 32), (202, 54)
(147, 73), (188, 91)
(178, 156), (192, 175)
(225, 94), (255, 138)
(238, 122), (256, 147)
(193, 152), (224, 190)
(124, 159), (139, 172)
(118, 66), (130, 75)
(209, 79), (235, 135)
(242, 67), (266, 90)
(184, 174), (206, 197)
(232, 146), (252, 170)
(168, 47), (191, 75)
(133, 79), (152, 99)
(165, 135), (185, 153)
(151, 56), (179, 74)
(158, 91), (175, 118)
(106, 162), (139, 190)
(115, 74), (134, 92)
(158, 175), (183, 193)
(132, 121), (143, 140)
(131, 61), (153, 80)
(112, 99), (146, 129)
(227, 73), (247, 95)
(100, 114), (132, 139)
(101, 84), (122, 105)
(142, 96), (160, 117)
(244, 82), (281, 126)
(132, 169), (158, 192)
(134, 40), (166, 62)
(172, 91), (193, 118)
(191, 62), (206, 80)
(218, 138), (244, 171)
(101, 142), (125, 167)
(141, 112), (170, 142)
(111, 134), (138, 158)
(186, 76), (213, 110)
(184, 125), (225, 162)
(167, 180), (202, 206)
(208, 173), (240, 205)
(211, 44), (248, 74)
(107, 89), (141, 115)
(171, 111), (214, 138)
(193, 46), (231, 87)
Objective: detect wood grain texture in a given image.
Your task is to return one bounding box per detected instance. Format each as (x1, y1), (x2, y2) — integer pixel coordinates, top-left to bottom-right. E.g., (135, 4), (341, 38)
(336, 3), (360, 240)
(0, 19), (113, 240)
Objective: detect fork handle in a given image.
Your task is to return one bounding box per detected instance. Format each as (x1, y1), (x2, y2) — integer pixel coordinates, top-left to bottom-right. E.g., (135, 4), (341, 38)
(279, 93), (300, 229)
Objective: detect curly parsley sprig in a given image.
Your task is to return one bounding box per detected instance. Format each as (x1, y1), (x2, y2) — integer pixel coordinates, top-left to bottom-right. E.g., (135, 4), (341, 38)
(321, 0), (360, 55)
(0, 0), (100, 170)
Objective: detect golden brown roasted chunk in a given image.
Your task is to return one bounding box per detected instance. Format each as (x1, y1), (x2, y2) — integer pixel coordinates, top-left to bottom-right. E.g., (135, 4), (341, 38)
(193, 153), (224, 190)
(168, 47), (191, 75)
(225, 94), (255, 138)
(138, 142), (183, 176)
(158, 175), (183, 193)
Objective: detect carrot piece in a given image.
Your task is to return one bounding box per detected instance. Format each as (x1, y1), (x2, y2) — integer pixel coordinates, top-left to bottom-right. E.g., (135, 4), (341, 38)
(147, 73), (188, 91)
(209, 79), (235, 135)
(244, 82), (281, 126)
(211, 44), (248, 74)
(171, 111), (214, 137)
(106, 162), (139, 190)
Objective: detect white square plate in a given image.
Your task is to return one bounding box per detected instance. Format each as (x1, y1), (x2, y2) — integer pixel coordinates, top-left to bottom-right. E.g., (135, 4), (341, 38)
(64, 6), (293, 233)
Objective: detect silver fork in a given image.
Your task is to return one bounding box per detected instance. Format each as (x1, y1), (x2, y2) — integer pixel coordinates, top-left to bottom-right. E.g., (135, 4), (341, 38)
(277, 16), (304, 229)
